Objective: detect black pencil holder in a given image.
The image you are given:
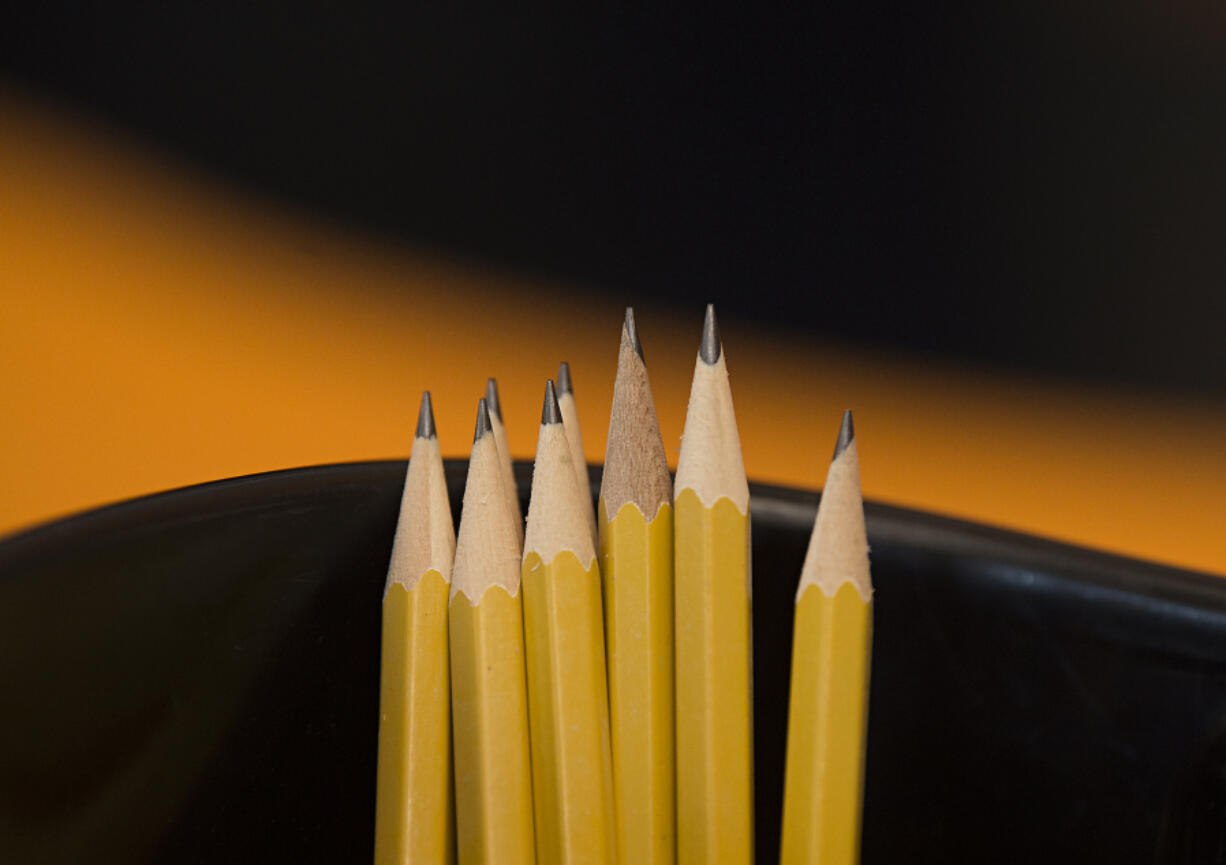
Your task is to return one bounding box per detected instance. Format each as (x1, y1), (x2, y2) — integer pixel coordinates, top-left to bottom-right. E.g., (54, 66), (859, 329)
(1, 460), (1223, 863)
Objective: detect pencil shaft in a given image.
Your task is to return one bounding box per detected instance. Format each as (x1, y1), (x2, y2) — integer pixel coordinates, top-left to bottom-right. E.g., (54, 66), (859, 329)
(522, 550), (617, 865)
(450, 588), (536, 865)
(674, 490), (754, 865)
(375, 572), (455, 865)
(780, 585), (872, 865)
(600, 499), (675, 865)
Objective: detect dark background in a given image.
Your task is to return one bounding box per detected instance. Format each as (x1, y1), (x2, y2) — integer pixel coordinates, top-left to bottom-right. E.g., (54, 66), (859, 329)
(2, 2), (1224, 391)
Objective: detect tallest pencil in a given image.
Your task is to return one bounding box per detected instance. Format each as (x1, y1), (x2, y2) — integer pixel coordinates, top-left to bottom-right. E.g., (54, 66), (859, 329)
(674, 305), (754, 865)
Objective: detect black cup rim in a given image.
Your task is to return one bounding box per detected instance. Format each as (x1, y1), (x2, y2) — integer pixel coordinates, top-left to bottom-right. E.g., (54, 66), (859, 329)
(2, 459), (1221, 610)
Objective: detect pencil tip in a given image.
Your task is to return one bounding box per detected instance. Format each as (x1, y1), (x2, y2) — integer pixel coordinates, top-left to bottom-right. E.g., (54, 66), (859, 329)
(484, 377), (502, 419)
(699, 303), (722, 364)
(416, 391), (437, 439)
(474, 398), (493, 443)
(833, 409), (855, 460)
(624, 307), (644, 361)
(557, 361), (574, 395)
(542, 380), (562, 425)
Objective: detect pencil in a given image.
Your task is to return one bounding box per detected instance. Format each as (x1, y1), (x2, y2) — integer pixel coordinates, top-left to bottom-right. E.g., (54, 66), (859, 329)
(598, 308), (675, 865)
(449, 398), (536, 865)
(375, 391), (457, 865)
(557, 361), (598, 543)
(779, 411), (872, 865)
(522, 379), (617, 865)
(674, 305), (754, 865)
(485, 377), (525, 544)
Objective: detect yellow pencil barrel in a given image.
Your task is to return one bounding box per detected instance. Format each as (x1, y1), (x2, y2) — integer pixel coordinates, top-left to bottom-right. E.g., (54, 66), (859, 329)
(522, 549), (617, 865)
(374, 572), (455, 865)
(599, 500), (675, 865)
(449, 587), (537, 865)
(674, 490), (754, 865)
(780, 584), (872, 865)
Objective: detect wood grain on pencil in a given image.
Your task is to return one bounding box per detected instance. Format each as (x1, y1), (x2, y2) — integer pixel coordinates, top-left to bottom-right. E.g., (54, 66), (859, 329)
(599, 308), (676, 865)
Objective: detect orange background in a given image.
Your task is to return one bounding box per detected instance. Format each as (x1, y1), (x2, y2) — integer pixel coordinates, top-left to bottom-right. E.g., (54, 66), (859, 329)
(3, 90), (1224, 576)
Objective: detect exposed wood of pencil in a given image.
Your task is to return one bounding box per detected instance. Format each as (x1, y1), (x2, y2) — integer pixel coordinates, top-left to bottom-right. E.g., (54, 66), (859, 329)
(485, 377), (525, 546)
(375, 391), (457, 865)
(521, 379), (616, 865)
(557, 361), (598, 543)
(449, 399), (536, 865)
(780, 411), (872, 865)
(673, 305), (754, 865)
(598, 309), (676, 865)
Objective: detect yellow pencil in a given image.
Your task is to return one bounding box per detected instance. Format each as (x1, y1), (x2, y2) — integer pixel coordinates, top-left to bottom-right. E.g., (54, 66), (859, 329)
(557, 361), (598, 544)
(522, 379), (616, 865)
(375, 391), (457, 865)
(598, 309), (675, 865)
(674, 305), (754, 865)
(485, 377), (525, 545)
(780, 411), (872, 865)
(449, 398), (536, 865)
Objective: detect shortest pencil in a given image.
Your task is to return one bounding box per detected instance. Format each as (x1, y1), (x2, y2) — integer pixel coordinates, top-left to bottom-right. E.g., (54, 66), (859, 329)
(780, 411), (873, 865)
(450, 399), (536, 865)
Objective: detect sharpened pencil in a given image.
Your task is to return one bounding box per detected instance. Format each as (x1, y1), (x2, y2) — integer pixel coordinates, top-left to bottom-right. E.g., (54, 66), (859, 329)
(449, 399), (536, 865)
(522, 379), (617, 865)
(780, 411), (872, 865)
(375, 391), (457, 865)
(674, 305), (754, 865)
(599, 308), (676, 865)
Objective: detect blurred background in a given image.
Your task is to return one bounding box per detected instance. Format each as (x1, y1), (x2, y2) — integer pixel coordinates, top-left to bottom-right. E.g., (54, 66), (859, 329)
(1, 3), (1224, 573)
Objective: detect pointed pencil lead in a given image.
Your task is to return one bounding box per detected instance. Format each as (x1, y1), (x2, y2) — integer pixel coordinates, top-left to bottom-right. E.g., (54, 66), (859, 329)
(699, 303), (722, 364)
(416, 390), (437, 439)
(484, 377), (502, 420)
(624, 307), (644, 361)
(833, 409), (855, 461)
(474, 398), (493, 443)
(557, 361), (574, 395)
(542, 380), (563, 425)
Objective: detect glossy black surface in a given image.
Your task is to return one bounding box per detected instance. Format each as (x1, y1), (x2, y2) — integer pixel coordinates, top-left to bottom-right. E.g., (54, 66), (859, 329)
(1, 461), (1224, 863)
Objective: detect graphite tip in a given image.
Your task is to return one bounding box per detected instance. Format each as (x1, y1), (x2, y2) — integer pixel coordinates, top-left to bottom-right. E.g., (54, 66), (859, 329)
(833, 409), (855, 461)
(624, 307), (644, 361)
(484, 377), (502, 420)
(415, 390), (437, 439)
(474, 398), (493, 443)
(542, 379), (563, 425)
(699, 303), (722, 364)
(557, 361), (574, 395)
